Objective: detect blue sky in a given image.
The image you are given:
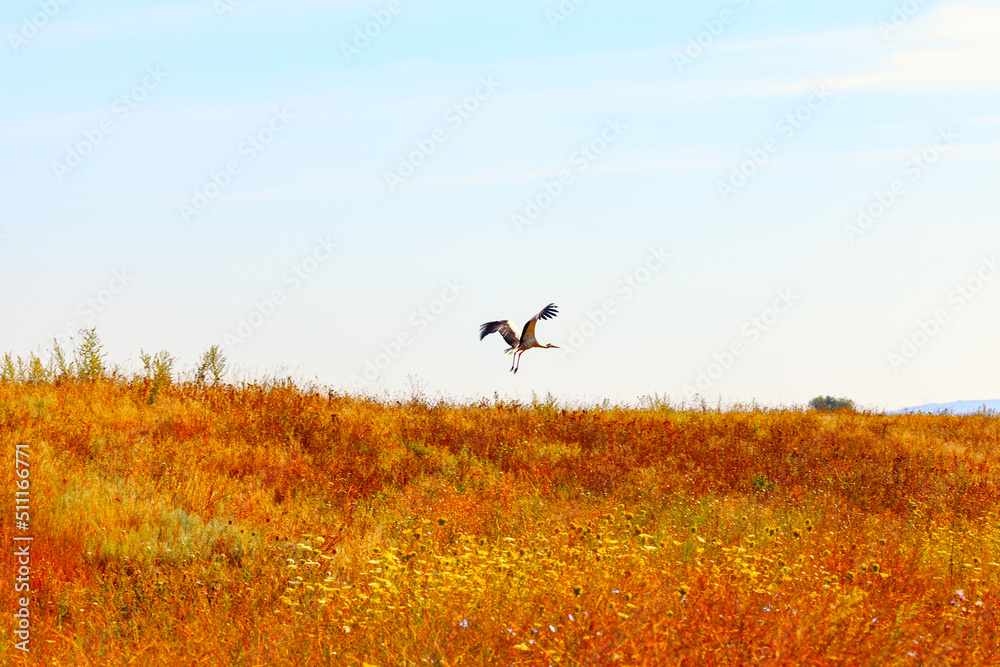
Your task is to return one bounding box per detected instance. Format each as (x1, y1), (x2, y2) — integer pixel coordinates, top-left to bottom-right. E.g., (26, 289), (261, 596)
(2, 0), (999, 410)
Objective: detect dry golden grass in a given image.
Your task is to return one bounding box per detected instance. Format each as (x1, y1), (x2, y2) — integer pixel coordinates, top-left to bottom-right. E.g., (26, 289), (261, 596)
(2, 377), (999, 665)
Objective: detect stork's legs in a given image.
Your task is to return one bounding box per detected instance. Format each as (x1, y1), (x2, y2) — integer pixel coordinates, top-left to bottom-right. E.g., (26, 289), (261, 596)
(511, 349), (523, 374)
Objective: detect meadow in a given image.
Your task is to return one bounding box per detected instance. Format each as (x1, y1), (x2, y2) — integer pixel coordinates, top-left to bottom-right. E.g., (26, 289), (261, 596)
(1, 339), (998, 665)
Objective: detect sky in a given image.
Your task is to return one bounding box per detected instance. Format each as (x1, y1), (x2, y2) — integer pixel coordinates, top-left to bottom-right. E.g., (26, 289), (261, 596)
(2, 0), (999, 411)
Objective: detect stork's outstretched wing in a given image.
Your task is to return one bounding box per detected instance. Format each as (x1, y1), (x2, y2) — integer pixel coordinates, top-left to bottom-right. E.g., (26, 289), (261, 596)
(519, 303), (559, 345)
(481, 303), (560, 373)
(479, 320), (520, 349)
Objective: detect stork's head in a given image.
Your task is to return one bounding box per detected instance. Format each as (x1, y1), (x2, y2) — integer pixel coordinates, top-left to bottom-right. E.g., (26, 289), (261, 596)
(543, 343), (559, 349)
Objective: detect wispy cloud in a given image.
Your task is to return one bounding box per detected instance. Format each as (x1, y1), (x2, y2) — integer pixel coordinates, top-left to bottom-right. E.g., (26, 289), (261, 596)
(688, 2), (1000, 95)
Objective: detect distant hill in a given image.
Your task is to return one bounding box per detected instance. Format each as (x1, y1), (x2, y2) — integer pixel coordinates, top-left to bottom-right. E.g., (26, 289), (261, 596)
(894, 399), (1000, 415)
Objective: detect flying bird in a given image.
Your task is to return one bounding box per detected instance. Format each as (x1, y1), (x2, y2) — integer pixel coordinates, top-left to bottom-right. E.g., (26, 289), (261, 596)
(479, 303), (559, 374)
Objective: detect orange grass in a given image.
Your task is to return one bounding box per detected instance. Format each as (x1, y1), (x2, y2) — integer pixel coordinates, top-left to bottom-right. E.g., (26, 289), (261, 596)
(1, 378), (999, 665)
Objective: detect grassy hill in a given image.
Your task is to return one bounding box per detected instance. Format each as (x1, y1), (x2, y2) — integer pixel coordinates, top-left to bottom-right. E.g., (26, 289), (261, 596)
(2, 374), (999, 664)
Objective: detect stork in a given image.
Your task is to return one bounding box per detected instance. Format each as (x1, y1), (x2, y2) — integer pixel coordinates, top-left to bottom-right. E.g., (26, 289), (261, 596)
(479, 303), (559, 374)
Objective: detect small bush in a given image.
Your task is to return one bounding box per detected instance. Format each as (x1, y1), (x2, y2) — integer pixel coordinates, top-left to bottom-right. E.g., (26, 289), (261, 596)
(75, 328), (106, 382)
(809, 395), (855, 412)
(195, 345), (227, 386)
(139, 349), (175, 404)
